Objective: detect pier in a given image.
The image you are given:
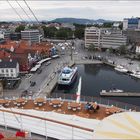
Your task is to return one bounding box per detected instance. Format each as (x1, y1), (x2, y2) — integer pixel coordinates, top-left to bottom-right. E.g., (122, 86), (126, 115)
(100, 92), (140, 97)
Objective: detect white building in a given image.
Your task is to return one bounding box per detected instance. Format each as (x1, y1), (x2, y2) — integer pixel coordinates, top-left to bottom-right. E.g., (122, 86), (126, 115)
(21, 30), (40, 43)
(0, 59), (19, 78)
(85, 27), (127, 49)
(85, 27), (101, 48)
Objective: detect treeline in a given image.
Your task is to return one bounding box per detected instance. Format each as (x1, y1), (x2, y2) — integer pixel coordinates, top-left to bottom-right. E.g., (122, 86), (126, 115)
(15, 22), (122, 39)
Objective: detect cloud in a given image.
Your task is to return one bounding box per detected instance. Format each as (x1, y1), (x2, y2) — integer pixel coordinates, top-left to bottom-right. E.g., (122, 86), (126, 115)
(0, 1), (140, 21)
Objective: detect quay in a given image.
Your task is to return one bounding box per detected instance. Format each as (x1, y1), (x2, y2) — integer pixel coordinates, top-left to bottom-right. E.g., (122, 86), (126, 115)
(75, 60), (103, 65)
(100, 92), (140, 97)
(102, 61), (115, 67)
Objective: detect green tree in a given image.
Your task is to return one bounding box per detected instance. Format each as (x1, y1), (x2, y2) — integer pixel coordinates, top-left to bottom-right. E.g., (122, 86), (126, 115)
(56, 28), (73, 39)
(108, 47), (113, 53)
(15, 25), (25, 32)
(118, 45), (127, 54)
(74, 27), (84, 39)
(42, 26), (57, 38)
(88, 44), (96, 51)
(119, 23), (123, 30)
(102, 22), (113, 28)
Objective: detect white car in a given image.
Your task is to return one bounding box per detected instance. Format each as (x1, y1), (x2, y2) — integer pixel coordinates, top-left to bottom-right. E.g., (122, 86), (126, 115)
(45, 61), (51, 66)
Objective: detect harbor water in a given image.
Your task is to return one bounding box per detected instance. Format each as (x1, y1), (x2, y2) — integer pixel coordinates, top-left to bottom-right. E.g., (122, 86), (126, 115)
(53, 64), (140, 106)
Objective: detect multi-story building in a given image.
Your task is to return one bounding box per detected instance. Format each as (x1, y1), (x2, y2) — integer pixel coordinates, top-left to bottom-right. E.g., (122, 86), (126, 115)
(85, 27), (101, 48)
(0, 59), (19, 78)
(21, 30), (40, 43)
(85, 27), (127, 49)
(123, 17), (140, 30)
(100, 28), (127, 49)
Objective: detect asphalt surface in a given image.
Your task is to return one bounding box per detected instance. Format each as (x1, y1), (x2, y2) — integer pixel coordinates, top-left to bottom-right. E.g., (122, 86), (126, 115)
(3, 39), (140, 98)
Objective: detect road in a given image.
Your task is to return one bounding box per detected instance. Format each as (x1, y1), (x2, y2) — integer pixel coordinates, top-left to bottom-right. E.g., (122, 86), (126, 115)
(4, 39), (140, 98)
(16, 40), (81, 97)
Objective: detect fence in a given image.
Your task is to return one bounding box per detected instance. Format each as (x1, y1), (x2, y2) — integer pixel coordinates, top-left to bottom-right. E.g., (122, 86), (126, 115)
(51, 92), (140, 111)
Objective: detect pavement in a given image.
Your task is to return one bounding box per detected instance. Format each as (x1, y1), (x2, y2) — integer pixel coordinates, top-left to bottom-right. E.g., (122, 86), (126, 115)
(3, 39), (140, 98)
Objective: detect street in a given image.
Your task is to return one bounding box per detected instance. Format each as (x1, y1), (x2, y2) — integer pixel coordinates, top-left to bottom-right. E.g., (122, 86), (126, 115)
(3, 39), (140, 98)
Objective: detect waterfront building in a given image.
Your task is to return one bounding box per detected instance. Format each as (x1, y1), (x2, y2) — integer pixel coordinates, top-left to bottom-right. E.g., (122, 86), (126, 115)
(85, 27), (127, 49)
(0, 59), (19, 78)
(85, 27), (101, 48)
(21, 30), (40, 43)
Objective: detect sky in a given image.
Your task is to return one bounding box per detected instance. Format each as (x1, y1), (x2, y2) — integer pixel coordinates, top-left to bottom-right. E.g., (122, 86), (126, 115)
(0, 1), (140, 21)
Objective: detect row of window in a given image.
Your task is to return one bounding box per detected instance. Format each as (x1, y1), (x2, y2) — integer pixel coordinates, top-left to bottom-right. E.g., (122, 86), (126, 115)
(0, 69), (14, 73)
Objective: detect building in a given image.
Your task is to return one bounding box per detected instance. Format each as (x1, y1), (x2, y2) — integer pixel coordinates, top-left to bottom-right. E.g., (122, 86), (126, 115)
(123, 17), (140, 30)
(85, 27), (127, 50)
(123, 29), (140, 44)
(0, 59), (19, 78)
(21, 30), (40, 43)
(85, 27), (101, 48)
(100, 28), (127, 49)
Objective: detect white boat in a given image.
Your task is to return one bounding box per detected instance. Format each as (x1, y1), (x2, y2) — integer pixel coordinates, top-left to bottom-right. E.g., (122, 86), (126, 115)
(130, 70), (140, 79)
(58, 66), (78, 85)
(101, 89), (123, 93)
(114, 65), (128, 73)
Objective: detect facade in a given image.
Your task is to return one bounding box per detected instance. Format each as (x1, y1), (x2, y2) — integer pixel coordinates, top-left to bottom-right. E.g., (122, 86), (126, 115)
(0, 59), (19, 78)
(123, 18), (140, 30)
(21, 30), (40, 43)
(85, 27), (127, 49)
(123, 29), (140, 44)
(85, 27), (100, 48)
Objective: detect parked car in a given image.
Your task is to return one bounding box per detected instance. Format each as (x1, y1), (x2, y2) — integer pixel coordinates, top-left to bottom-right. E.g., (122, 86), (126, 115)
(30, 81), (36, 86)
(45, 61), (51, 66)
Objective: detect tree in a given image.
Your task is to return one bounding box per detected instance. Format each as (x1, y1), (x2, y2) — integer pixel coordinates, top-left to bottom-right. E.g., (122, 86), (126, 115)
(42, 26), (57, 38)
(118, 45), (127, 54)
(15, 25), (25, 32)
(88, 44), (96, 51)
(56, 28), (73, 39)
(108, 47), (113, 53)
(102, 22), (113, 28)
(119, 23), (123, 30)
(74, 27), (84, 39)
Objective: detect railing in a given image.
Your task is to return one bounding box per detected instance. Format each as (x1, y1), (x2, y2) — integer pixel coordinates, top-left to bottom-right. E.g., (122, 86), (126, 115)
(51, 92), (140, 111)
(2, 91), (140, 111)
(0, 109), (94, 139)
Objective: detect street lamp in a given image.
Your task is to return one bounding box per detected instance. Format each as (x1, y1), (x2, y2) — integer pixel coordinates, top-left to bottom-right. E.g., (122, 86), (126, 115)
(71, 32), (75, 61)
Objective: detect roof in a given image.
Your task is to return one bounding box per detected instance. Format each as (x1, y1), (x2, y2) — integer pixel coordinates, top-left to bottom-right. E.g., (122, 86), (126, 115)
(0, 59), (18, 68)
(93, 112), (140, 139)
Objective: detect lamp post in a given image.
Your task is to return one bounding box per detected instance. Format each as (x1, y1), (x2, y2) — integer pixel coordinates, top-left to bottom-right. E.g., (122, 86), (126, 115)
(71, 32), (75, 61)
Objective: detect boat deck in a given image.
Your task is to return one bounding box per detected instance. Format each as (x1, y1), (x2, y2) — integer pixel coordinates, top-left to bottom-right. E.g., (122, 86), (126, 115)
(0, 99), (124, 120)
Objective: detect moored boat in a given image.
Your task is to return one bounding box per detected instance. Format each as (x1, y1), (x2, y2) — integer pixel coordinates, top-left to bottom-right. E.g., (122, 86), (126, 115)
(130, 70), (140, 79)
(58, 66), (78, 85)
(101, 89), (124, 93)
(114, 65), (128, 73)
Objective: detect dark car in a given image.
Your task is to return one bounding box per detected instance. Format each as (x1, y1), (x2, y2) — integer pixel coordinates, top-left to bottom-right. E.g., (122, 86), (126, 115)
(30, 81), (36, 86)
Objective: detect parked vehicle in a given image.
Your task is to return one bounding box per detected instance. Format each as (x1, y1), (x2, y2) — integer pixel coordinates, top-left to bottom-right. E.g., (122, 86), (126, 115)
(30, 81), (36, 86)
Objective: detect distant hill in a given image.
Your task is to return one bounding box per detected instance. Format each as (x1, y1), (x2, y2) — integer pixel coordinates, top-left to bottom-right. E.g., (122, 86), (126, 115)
(50, 18), (113, 24)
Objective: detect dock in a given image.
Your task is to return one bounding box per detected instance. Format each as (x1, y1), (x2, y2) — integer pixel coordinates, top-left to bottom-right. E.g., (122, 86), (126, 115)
(100, 92), (140, 97)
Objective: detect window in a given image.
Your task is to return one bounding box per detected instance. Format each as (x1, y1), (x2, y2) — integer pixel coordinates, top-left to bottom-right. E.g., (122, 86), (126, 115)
(1, 70), (4, 73)
(6, 69), (8, 73)
(11, 69), (13, 72)
(11, 74), (13, 77)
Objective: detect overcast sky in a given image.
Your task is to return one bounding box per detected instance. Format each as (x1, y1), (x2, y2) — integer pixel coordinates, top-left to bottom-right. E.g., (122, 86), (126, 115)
(0, 1), (140, 21)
